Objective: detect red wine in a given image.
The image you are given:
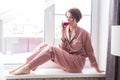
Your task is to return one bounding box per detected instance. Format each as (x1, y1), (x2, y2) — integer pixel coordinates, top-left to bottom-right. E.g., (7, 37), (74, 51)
(63, 22), (70, 27)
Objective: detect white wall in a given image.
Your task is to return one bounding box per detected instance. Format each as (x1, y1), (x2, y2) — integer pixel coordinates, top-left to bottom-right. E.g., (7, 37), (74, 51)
(0, 20), (4, 52)
(91, 0), (100, 62)
(98, 0), (110, 69)
(91, 0), (110, 70)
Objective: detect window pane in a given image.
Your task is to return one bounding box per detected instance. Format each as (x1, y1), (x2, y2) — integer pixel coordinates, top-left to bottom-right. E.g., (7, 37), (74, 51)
(0, 0), (44, 54)
(55, 0), (91, 15)
(78, 16), (91, 33)
(0, 0), (44, 37)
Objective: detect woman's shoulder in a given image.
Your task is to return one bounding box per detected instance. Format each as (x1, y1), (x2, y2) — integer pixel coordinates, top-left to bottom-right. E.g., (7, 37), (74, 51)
(76, 26), (90, 35)
(76, 26), (91, 40)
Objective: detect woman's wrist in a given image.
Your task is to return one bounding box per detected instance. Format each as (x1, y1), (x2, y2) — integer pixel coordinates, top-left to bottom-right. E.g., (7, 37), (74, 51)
(61, 37), (66, 42)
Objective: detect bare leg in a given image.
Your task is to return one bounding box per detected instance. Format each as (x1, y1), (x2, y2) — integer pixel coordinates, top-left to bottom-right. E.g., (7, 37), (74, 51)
(10, 64), (31, 75)
(9, 64), (25, 74)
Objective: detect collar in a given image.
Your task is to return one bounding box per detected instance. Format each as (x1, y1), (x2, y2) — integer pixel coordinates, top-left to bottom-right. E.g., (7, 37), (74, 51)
(66, 26), (76, 42)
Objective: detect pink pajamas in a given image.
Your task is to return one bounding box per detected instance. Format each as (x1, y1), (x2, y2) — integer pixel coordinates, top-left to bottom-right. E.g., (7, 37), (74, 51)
(26, 43), (85, 72)
(26, 26), (98, 73)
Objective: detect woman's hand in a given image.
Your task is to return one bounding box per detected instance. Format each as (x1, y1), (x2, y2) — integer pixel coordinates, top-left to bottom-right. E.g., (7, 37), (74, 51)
(61, 21), (66, 42)
(91, 63), (105, 73)
(95, 66), (105, 73)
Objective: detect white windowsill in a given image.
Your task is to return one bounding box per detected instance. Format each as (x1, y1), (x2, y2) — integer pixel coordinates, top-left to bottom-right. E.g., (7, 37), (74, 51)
(4, 68), (105, 79)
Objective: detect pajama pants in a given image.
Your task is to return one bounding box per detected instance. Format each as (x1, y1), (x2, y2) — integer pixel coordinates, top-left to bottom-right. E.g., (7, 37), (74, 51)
(26, 43), (85, 73)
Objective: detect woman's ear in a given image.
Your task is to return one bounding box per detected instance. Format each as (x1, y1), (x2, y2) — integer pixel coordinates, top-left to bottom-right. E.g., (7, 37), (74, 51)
(72, 18), (77, 23)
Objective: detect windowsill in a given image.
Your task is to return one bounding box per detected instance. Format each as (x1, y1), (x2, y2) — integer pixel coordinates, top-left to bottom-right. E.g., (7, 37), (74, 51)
(4, 68), (105, 79)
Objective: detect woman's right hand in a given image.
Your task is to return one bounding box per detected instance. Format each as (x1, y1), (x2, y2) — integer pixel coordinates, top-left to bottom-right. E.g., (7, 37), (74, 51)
(61, 21), (66, 42)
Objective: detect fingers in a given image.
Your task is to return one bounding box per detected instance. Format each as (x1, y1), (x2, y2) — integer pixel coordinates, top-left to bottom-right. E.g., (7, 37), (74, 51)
(61, 20), (64, 28)
(97, 69), (105, 73)
(95, 67), (105, 73)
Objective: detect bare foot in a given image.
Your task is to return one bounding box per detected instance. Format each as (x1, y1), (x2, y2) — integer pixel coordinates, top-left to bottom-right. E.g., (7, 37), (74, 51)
(10, 64), (31, 75)
(9, 64), (25, 74)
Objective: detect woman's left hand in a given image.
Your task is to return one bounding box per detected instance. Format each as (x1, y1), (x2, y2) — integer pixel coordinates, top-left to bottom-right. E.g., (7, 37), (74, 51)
(95, 67), (105, 73)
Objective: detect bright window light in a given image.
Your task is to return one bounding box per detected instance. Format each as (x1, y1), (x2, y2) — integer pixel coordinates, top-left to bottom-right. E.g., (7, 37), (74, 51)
(0, 0), (44, 37)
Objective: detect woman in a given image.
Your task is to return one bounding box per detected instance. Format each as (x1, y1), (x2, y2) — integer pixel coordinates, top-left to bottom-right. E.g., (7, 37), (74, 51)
(9, 8), (104, 75)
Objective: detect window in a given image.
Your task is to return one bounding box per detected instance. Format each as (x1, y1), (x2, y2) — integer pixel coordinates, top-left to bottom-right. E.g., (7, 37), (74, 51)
(0, 0), (91, 54)
(0, 0), (44, 54)
(0, 0), (92, 67)
(0, 0), (108, 70)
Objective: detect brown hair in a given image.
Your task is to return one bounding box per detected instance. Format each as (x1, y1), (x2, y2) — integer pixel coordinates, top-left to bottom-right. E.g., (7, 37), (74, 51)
(66, 8), (82, 23)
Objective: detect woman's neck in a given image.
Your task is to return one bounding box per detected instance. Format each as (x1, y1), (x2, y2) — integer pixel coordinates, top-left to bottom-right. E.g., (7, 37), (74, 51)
(69, 24), (77, 32)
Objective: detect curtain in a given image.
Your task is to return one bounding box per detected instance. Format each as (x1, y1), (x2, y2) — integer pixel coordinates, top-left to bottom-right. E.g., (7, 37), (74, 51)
(106, 0), (120, 80)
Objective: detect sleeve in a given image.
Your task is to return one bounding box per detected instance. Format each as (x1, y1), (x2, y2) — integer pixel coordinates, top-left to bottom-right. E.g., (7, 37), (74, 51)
(83, 32), (98, 68)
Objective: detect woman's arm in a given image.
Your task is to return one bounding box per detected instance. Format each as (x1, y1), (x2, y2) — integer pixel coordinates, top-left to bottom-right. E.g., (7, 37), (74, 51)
(83, 32), (104, 73)
(59, 21), (67, 49)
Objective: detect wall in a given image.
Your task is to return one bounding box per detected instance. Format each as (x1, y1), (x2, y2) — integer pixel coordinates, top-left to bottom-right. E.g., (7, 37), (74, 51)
(0, 20), (3, 52)
(98, 0), (110, 69)
(91, 0), (110, 70)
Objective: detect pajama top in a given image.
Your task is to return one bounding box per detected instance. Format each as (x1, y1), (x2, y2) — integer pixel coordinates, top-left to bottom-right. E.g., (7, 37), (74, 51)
(58, 26), (98, 72)
(27, 26), (98, 73)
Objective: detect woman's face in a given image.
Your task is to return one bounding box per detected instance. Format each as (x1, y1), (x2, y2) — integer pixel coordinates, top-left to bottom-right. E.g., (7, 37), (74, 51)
(65, 12), (74, 24)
